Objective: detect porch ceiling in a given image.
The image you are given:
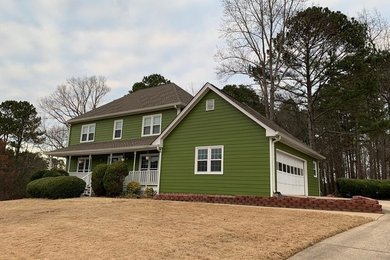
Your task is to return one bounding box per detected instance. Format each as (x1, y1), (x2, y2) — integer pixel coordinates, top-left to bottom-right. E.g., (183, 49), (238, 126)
(45, 136), (158, 157)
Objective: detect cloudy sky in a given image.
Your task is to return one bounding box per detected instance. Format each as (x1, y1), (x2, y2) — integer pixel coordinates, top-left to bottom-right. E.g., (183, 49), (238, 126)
(0, 0), (389, 109)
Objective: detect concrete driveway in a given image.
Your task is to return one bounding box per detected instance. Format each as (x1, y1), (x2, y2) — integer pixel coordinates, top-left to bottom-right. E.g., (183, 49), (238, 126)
(289, 201), (390, 260)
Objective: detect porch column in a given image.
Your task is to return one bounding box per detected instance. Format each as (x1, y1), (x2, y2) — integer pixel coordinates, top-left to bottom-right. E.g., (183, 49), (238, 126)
(67, 155), (72, 173)
(109, 153), (113, 164)
(132, 151), (136, 172)
(49, 156), (53, 170)
(88, 154), (92, 172)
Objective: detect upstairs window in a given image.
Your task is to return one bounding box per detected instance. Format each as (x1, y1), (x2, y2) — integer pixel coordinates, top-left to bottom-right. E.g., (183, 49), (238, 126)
(142, 114), (161, 136)
(195, 146), (224, 174)
(206, 99), (215, 111)
(80, 124), (95, 142)
(313, 161), (318, 178)
(113, 120), (123, 139)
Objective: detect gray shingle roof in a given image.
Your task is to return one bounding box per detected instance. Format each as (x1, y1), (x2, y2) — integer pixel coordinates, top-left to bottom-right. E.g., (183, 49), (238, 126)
(68, 83), (193, 124)
(46, 136), (157, 156)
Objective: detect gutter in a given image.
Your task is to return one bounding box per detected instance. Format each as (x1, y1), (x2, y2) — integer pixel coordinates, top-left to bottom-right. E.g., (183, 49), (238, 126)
(44, 144), (158, 157)
(68, 102), (186, 124)
(269, 133), (282, 196)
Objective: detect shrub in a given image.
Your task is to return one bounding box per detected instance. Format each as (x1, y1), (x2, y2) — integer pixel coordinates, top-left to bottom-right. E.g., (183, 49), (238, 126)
(92, 164), (108, 196)
(53, 169), (69, 176)
(42, 171), (62, 178)
(336, 178), (390, 199)
(31, 169), (68, 181)
(127, 181), (141, 196)
(26, 176), (86, 199)
(103, 162), (128, 197)
(143, 186), (155, 198)
(30, 170), (51, 181)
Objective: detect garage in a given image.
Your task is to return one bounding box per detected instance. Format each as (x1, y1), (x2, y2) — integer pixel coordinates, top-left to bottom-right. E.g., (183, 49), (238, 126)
(276, 151), (306, 195)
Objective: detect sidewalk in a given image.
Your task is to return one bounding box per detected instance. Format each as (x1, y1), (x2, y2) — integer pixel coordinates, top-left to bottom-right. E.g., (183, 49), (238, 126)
(288, 201), (390, 260)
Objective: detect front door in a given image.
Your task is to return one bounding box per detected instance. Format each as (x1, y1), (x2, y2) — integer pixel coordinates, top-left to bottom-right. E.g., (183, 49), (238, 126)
(77, 158), (91, 173)
(140, 154), (159, 171)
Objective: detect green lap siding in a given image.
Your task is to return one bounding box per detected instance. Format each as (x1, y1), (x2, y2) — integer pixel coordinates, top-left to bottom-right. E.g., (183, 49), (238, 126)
(160, 91), (270, 196)
(275, 142), (320, 196)
(69, 109), (177, 145)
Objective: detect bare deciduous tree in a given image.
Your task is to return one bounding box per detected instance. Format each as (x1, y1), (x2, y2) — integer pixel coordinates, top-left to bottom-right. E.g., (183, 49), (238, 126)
(40, 76), (110, 149)
(358, 9), (390, 51)
(216, 0), (305, 120)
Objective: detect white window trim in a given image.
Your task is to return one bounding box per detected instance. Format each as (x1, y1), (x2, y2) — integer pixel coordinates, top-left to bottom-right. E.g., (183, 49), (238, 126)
(77, 157), (90, 173)
(141, 114), (162, 137)
(80, 123), (96, 143)
(139, 153), (159, 171)
(113, 119), (123, 140)
(107, 155), (124, 164)
(206, 99), (215, 111)
(313, 161), (318, 178)
(194, 145), (224, 175)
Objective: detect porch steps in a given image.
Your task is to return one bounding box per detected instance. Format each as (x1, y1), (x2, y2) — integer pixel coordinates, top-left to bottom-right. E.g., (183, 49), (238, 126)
(81, 184), (93, 197)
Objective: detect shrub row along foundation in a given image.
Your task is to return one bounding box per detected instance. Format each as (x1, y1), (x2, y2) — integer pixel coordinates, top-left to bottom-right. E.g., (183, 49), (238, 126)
(155, 193), (383, 213)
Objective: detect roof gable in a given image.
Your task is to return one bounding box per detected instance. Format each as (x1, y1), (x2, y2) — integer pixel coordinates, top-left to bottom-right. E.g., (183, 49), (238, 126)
(154, 83), (325, 160)
(68, 83), (193, 124)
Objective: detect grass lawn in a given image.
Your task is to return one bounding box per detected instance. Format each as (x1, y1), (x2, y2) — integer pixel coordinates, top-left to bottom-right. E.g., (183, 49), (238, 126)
(0, 198), (373, 259)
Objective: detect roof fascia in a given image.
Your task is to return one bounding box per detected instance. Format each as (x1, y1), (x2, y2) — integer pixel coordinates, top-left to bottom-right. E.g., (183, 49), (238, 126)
(68, 102), (185, 124)
(153, 83), (277, 146)
(45, 145), (157, 157)
(278, 135), (326, 160)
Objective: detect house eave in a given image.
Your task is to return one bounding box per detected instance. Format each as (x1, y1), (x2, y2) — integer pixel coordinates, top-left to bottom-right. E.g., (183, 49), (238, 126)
(277, 134), (326, 160)
(45, 145), (158, 157)
(68, 102), (187, 124)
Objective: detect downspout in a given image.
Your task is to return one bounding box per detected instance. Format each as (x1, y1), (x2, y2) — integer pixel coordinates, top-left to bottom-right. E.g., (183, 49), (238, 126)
(174, 105), (181, 115)
(66, 123), (71, 147)
(156, 145), (163, 194)
(269, 133), (281, 196)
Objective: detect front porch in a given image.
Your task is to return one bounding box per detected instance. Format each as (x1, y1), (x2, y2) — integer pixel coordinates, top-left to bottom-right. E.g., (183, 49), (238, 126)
(45, 137), (163, 196)
(68, 169), (160, 190)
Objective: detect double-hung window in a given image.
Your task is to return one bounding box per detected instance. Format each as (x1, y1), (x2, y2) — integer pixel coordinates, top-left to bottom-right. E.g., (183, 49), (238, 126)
(195, 146), (223, 174)
(142, 114), (161, 136)
(80, 124), (95, 142)
(313, 161), (318, 178)
(113, 120), (123, 139)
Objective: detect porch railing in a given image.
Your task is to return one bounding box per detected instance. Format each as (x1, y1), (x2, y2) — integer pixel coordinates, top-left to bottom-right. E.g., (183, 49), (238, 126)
(69, 170), (159, 193)
(69, 172), (92, 185)
(69, 172), (92, 196)
(124, 170), (159, 186)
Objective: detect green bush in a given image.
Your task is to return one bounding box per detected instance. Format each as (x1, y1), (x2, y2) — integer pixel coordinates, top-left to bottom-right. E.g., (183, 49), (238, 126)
(143, 186), (155, 198)
(127, 181), (141, 196)
(92, 164), (108, 196)
(31, 169), (68, 181)
(26, 176), (86, 199)
(336, 178), (390, 199)
(30, 170), (51, 181)
(42, 171), (62, 178)
(103, 162), (128, 197)
(53, 169), (69, 176)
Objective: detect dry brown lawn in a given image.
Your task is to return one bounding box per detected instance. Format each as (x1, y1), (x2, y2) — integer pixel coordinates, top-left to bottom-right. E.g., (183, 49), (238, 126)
(0, 198), (373, 260)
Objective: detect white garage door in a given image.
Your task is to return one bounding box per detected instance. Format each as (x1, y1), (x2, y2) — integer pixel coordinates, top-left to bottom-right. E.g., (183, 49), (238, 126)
(276, 151), (305, 195)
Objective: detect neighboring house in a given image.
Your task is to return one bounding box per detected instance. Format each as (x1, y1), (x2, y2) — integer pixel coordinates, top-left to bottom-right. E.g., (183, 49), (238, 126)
(47, 82), (325, 197)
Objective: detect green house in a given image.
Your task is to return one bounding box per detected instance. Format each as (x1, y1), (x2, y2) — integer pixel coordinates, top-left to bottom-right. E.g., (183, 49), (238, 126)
(47, 83), (325, 196)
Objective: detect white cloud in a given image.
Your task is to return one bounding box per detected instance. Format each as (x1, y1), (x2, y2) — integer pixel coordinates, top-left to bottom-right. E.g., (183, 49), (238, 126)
(0, 0), (389, 109)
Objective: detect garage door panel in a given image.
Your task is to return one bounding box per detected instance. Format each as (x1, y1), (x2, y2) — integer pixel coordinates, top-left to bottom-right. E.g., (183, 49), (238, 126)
(276, 151), (305, 196)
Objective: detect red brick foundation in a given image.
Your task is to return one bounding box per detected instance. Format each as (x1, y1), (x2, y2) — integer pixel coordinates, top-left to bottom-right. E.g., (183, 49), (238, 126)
(155, 193), (383, 213)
